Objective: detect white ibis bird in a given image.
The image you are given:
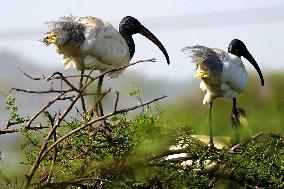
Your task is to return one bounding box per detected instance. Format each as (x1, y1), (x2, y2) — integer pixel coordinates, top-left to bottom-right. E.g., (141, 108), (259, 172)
(43, 15), (170, 75)
(182, 39), (264, 147)
(43, 15), (170, 120)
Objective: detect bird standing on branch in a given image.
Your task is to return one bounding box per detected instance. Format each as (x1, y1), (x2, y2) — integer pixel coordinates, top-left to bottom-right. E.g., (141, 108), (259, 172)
(43, 15), (170, 118)
(182, 39), (264, 148)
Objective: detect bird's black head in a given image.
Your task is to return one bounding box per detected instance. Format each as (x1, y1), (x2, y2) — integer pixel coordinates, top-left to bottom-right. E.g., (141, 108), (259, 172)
(228, 39), (247, 58)
(228, 39), (264, 86)
(119, 16), (170, 64)
(119, 16), (143, 35)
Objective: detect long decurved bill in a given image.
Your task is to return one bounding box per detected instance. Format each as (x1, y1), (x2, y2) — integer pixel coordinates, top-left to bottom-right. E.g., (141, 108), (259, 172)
(139, 26), (170, 65)
(244, 51), (264, 86)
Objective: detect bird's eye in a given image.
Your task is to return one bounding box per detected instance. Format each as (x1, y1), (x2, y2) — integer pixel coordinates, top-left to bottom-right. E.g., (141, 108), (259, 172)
(195, 65), (198, 70)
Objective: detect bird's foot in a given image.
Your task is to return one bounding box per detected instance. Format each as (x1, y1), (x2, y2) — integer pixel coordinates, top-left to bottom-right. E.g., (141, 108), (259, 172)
(207, 142), (216, 151)
(100, 122), (112, 133)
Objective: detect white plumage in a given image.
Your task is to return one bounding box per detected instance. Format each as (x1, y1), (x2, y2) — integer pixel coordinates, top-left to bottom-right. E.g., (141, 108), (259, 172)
(44, 16), (130, 76)
(182, 39), (264, 148)
(183, 46), (248, 104)
(43, 15), (170, 78)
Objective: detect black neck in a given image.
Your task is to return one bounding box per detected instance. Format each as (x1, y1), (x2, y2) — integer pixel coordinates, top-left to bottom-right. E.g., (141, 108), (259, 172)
(119, 30), (135, 59)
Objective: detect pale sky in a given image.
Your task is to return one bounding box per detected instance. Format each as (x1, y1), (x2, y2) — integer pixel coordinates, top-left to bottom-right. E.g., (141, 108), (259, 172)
(0, 0), (284, 81)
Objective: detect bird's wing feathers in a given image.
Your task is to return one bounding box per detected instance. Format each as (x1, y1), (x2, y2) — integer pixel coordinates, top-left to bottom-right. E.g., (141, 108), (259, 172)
(183, 46), (248, 99)
(47, 16), (86, 47)
(78, 17), (130, 69)
(220, 53), (248, 93)
(46, 16), (130, 71)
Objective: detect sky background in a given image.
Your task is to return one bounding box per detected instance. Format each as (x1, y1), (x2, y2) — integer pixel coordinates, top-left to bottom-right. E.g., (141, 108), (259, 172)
(0, 0), (284, 81)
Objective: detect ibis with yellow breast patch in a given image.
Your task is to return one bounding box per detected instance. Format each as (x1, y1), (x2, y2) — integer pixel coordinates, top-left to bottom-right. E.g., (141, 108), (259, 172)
(182, 39), (264, 147)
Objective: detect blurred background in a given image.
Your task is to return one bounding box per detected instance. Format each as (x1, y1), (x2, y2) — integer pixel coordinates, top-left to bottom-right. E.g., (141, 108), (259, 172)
(0, 0), (284, 179)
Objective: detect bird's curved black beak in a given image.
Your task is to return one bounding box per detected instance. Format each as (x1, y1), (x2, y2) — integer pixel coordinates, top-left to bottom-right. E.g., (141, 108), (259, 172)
(139, 26), (170, 65)
(243, 51), (264, 86)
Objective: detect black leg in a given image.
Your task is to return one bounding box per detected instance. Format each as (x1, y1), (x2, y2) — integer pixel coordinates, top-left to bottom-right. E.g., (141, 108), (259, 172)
(80, 70), (86, 113)
(231, 98), (240, 144)
(97, 75), (104, 117)
(232, 98), (238, 126)
(96, 75), (110, 131)
(208, 101), (214, 147)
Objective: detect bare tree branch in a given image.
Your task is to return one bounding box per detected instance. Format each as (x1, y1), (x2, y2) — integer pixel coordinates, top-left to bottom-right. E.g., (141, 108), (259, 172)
(46, 72), (80, 92)
(12, 88), (73, 94)
(0, 126), (48, 135)
(12, 59), (158, 187)
(17, 65), (44, 80)
(26, 93), (69, 128)
(45, 112), (57, 184)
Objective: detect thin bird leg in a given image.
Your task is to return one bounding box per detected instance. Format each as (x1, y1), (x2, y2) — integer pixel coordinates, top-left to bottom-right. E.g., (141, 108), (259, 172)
(80, 70), (86, 113)
(232, 98), (240, 126)
(208, 101), (214, 147)
(97, 75), (104, 117)
(96, 75), (109, 130)
(231, 98), (240, 144)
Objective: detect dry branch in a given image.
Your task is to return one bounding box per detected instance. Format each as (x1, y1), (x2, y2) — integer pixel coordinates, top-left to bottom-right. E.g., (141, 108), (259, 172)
(20, 58), (157, 187)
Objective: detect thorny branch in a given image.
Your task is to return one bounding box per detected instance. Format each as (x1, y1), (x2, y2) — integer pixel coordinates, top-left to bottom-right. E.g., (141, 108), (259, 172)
(0, 126), (48, 135)
(11, 88), (73, 94)
(1, 58), (177, 188)
(45, 111), (57, 184)
(26, 93), (70, 128)
(16, 58), (155, 83)
(11, 59), (157, 187)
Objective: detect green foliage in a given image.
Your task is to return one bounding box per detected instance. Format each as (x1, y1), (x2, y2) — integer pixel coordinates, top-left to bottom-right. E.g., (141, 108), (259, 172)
(20, 129), (41, 166)
(231, 135), (284, 188)
(0, 90), (27, 124)
(1, 74), (284, 188)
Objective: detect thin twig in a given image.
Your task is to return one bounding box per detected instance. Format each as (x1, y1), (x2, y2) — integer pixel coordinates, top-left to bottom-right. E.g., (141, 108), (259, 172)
(6, 119), (29, 129)
(17, 66), (44, 80)
(26, 93), (68, 128)
(84, 67), (97, 84)
(45, 112), (57, 183)
(12, 88), (73, 94)
(46, 72), (80, 93)
(94, 58), (156, 81)
(83, 92), (102, 96)
(0, 126), (48, 135)
(26, 93), (83, 185)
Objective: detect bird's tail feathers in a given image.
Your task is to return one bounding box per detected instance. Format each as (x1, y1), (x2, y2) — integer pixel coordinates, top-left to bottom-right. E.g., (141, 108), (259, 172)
(181, 45), (213, 65)
(44, 15), (85, 47)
